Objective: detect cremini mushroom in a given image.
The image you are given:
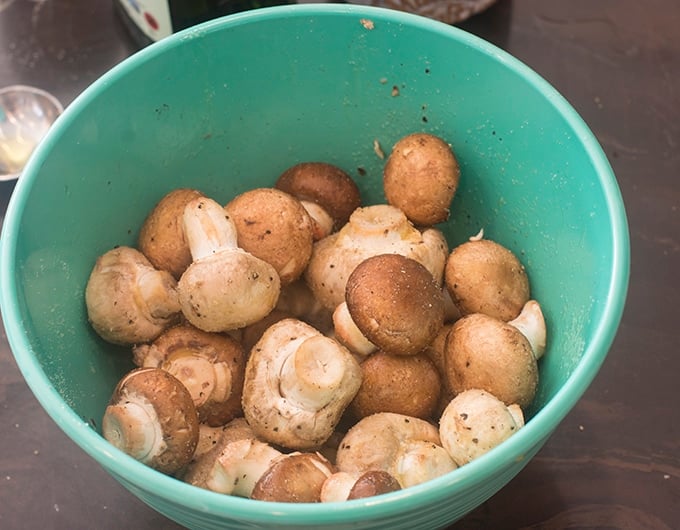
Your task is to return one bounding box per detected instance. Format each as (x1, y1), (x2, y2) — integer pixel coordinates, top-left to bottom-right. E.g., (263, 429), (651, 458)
(305, 203), (448, 311)
(241, 318), (362, 450)
(335, 412), (457, 488)
(132, 323), (246, 426)
(275, 162), (362, 240)
(320, 470), (401, 502)
(85, 246), (181, 346)
(444, 312), (539, 408)
(138, 188), (205, 279)
(250, 452), (336, 502)
(102, 367), (199, 475)
(349, 350), (441, 421)
(439, 388), (524, 466)
(224, 187), (314, 286)
(383, 132), (460, 226)
(444, 237), (530, 321)
(177, 196), (280, 332)
(343, 253), (446, 356)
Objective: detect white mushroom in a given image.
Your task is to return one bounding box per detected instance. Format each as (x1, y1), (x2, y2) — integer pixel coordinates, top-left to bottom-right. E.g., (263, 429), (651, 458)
(241, 318), (362, 450)
(177, 196), (281, 332)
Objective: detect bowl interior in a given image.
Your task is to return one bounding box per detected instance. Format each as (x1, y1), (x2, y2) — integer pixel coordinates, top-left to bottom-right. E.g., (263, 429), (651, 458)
(0, 5), (629, 529)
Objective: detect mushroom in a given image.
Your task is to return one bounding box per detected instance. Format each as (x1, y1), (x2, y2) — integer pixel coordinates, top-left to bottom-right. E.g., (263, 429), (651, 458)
(422, 323), (457, 416)
(138, 188), (205, 279)
(241, 318), (362, 450)
(275, 162), (362, 240)
(305, 204), (449, 311)
(444, 237), (530, 321)
(275, 279), (334, 334)
(320, 470), (401, 502)
(508, 299), (547, 360)
(444, 312), (539, 408)
(85, 246), (181, 346)
(132, 323), (246, 426)
(102, 367), (199, 475)
(250, 452), (336, 502)
(342, 253), (446, 356)
(439, 388), (524, 466)
(349, 350), (442, 421)
(335, 412), (457, 489)
(224, 187), (314, 286)
(177, 196), (281, 332)
(383, 132), (460, 226)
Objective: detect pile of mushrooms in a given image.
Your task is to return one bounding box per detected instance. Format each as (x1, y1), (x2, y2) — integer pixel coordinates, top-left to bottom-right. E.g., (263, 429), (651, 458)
(85, 132), (548, 503)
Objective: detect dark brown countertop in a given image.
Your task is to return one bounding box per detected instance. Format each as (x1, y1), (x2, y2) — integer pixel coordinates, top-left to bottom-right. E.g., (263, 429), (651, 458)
(1, 1), (678, 528)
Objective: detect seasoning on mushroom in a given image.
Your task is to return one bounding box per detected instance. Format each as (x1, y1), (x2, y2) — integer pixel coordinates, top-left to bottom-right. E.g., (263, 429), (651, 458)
(85, 246), (181, 346)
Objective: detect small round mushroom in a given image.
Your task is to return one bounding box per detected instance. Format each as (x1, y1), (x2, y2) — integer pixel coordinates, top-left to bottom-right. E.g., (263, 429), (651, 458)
(304, 204), (449, 311)
(444, 313), (539, 408)
(439, 388), (525, 466)
(138, 188), (205, 279)
(178, 196), (281, 332)
(344, 253), (446, 356)
(320, 470), (401, 502)
(335, 412), (457, 489)
(383, 132), (461, 226)
(349, 350), (442, 421)
(444, 237), (530, 321)
(250, 452), (336, 502)
(275, 162), (362, 239)
(132, 323), (246, 426)
(224, 188), (314, 286)
(102, 367), (199, 475)
(85, 246), (181, 346)
(241, 318), (362, 450)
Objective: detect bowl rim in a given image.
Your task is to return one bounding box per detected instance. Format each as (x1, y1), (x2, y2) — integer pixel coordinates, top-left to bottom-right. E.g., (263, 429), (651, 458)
(0, 3), (630, 525)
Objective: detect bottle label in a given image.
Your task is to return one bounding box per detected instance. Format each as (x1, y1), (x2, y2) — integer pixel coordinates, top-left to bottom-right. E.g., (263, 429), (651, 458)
(117, 0), (173, 41)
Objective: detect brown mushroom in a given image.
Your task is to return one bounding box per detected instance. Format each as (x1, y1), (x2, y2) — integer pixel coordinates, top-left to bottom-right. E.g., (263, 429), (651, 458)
(102, 367), (199, 475)
(275, 162), (362, 239)
(320, 470), (401, 502)
(344, 253), (446, 356)
(138, 188), (205, 279)
(224, 188), (314, 286)
(444, 237), (530, 321)
(444, 313), (539, 408)
(383, 132), (460, 226)
(132, 323), (246, 426)
(85, 246), (181, 346)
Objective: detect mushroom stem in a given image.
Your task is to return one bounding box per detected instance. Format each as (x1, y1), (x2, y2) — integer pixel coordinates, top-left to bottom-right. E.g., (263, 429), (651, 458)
(279, 335), (347, 410)
(332, 302), (377, 357)
(137, 268), (182, 319)
(162, 351), (233, 408)
(508, 300), (547, 359)
(183, 197), (239, 260)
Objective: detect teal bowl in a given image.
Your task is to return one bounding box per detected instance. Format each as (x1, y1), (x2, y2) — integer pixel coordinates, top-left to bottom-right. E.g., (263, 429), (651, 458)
(0, 5), (629, 529)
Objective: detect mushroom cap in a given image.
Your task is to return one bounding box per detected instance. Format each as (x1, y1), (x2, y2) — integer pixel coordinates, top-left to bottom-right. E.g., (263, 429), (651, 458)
(102, 367), (199, 475)
(383, 133), (460, 226)
(444, 238), (530, 321)
(250, 452), (336, 502)
(439, 388), (524, 466)
(85, 246), (181, 346)
(444, 313), (539, 408)
(132, 324), (246, 426)
(349, 351), (441, 421)
(275, 162), (362, 230)
(138, 188), (205, 279)
(345, 253), (446, 355)
(225, 188), (314, 286)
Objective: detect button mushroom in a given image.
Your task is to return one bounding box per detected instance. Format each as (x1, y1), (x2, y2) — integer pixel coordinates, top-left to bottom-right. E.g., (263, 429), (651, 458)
(177, 196), (281, 332)
(335, 412), (457, 489)
(304, 204), (449, 311)
(131, 323), (246, 426)
(444, 237), (530, 321)
(101, 367), (199, 475)
(224, 187), (314, 286)
(241, 318), (362, 450)
(138, 187), (205, 279)
(383, 132), (461, 226)
(444, 312), (539, 408)
(439, 388), (524, 466)
(275, 161), (362, 240)
(85, 246), (181, 346)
